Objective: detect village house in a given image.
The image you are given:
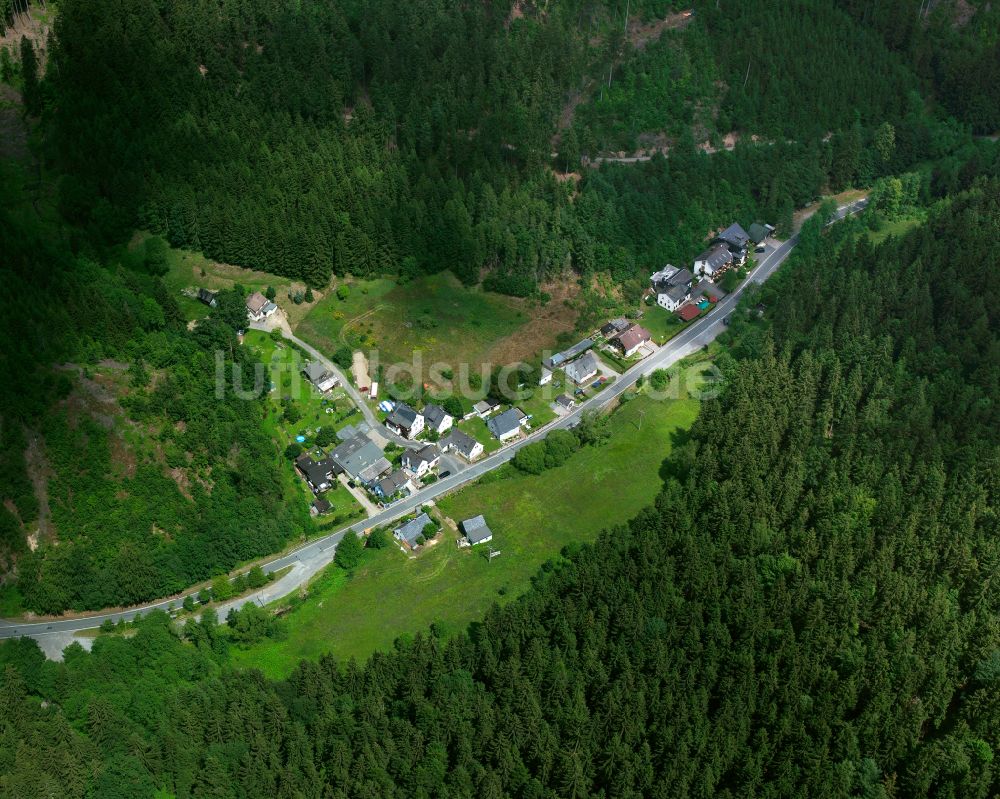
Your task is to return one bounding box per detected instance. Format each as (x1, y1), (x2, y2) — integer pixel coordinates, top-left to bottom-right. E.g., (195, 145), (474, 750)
(693, 244), (733, 280)
(711, 222), (751, 266)
(296, 453), (335, 493)
(422, 403), (453, 436)
(402, 443), (441, 478)
(748, 222), (775, 244)
(440, 429), (484, 461)
(650, 265), (693, 311)
(565, 351), (600, 385)
(473, 397), (500, 419)
(330, 434), (392, 486)
(487, 407), (527, 442)
(539, 366), (553, 386)
(615, 324), (652, 358)
(373, 469), (416, 501)
(461, 515), (494, 546)
(600, 318), (631, 339)
(310, 498), (331, 516)
(246, 291), (278, 322)
(543, 338), (594, 371)
(385, 402), (425, 439)
(302, 361), (339, 393)
(197, 288), (218, 307)
(394, 512), (434, 547)
(554, 394), (575, 412)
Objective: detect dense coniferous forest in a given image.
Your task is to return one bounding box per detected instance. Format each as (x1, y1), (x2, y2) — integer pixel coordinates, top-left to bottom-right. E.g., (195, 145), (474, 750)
(0, 176), (309, 614)
(14, 0), (982, 293)
(1, 171), (997, 796)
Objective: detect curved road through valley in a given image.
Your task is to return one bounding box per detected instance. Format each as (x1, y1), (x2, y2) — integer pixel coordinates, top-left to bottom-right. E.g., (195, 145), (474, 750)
(0, 200), (866, 647)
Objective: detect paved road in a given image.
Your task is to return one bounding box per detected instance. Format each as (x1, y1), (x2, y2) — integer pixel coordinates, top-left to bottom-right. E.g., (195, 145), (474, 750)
(0, 199), (865, 646)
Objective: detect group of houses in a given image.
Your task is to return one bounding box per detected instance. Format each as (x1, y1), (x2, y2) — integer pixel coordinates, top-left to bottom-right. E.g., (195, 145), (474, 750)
(393, 511), (494, 550)
(650, 221), (773, 320)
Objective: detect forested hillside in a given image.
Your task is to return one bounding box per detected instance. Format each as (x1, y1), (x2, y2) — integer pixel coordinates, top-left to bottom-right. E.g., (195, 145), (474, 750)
(2, 172), (997, 796)
(0, 176), (309, 614)
(12, 0), (971, 294)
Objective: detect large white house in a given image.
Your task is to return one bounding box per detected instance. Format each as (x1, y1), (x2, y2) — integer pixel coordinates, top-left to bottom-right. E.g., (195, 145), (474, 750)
(421, 403), (453, 436)
(693, 244), (733, 280)
(246, 291), (278, 322)
(385, 402), (425, 439)
(650, 266), (693, 311)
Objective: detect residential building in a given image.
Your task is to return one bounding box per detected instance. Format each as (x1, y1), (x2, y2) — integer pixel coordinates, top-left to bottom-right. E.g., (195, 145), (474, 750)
(330, 434), (391, 486)
(197, 288), (218, 307)
(715, 222), (751, 252)
(385, 402), (424, 439)
(402, 444), (441, 478)
(693, 244), (733, 280)
(555, 394), (575, 411)
(296, 454), (335, 493)
(302, 361), (339, 393)
(543, 338), (594, 370)
(615, 324), (651, 357)
(473, 398), (500, 419)
(539, 366), (553, 386)
(461, 515), (494, 546)
(310, 498), (331, 516)
(373, 469), (415, 501)
(487, 408), (526, 442)
(565, 351), (600, 385)
(422, 403), (453, 436)
(394, 512), (434, 547)
(600, 318), (630, 339)
(651, 266), (693, 311)
(246, 291), (277, 322)
(440, 429), (484, 461)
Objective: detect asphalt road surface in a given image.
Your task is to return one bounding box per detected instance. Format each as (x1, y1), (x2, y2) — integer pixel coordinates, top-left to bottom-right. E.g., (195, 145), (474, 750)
(0, 199), (866, 647)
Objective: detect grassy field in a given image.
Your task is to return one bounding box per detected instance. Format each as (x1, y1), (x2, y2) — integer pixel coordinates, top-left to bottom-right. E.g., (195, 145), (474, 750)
(865, 212), (925, 245)
(228, 388), (702, 678)
(151, 234), (321, 325)
(296, 272), (578, 381)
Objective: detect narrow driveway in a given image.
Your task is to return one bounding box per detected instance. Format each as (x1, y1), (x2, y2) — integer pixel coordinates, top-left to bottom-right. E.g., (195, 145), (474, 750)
(1, 199), (865, 645)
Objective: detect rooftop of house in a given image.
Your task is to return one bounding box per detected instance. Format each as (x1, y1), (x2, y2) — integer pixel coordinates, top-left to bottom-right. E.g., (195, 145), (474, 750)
(617, 324), (651, 352)
(312, 498), (332, 514)
(545, 338), (594, 368)
(441, 429), (480, 455)
(654, 267), (693, 294)
(386, 402), (420, 429)
(302, 457), (334, 485)
(650, 265), (680, 284)
(716, 222), (751, 249)
(695, 244), (733, 269)
(376, 469), (411, 497)
(303, 361), (330, 382)
(461, 514), (494, 545)
(748, 222), (773, 243)
(600, 318), (631, 338)
(565, 351), (600, 383)
(246, 291), (269, 313)
(422, 403), (451, 428)
(555, 394), (574, 408)
(395, 512), (433, 545)
(331, 434), (387, 480)
(487, 407), (525, 438)
(404, 443), (440, 466)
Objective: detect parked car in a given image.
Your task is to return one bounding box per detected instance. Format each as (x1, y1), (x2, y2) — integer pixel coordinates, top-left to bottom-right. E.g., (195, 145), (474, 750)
(755, 245), (766, 253)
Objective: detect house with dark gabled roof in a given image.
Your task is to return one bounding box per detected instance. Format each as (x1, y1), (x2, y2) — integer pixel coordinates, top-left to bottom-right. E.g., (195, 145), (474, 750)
(330, 435), (391, 486)
(600, 318), (631, 339)
(310, 498), (331, 516)
(197, 288), (218, 307)
(385, 402), (424, 439)
(402, 443), (441, 478)
(713, 222), (750, 266)
(297, 455), (335, 493)
(440, 429), (484, 461)
(394, 512), (435, 547)
(748, 222), (774, 244)
(303, 361), (339, 393)
(565, 351), (600, 385)
(373, 469), (415, 501)
(693, 244), (733, 280)
(487, 408), (526, 442)
(461, 515), (494, 546)
(422, 403), (453, 436)
(651, 266), (693, 311)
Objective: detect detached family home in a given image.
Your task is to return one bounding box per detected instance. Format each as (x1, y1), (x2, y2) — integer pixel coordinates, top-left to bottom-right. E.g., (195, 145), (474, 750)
(487, 408), (526, 442)
(565, 352), (600, 385)
(246, 291), (278, 322)
(303, 361), (339, 393)
(197, 288), (218, 307)
(373, 469), (415, 501)
(693, 244), (733, 280)
(385, 402), (425, 439)
(330, 434), (391, 486)
(310, 498), (331, 516)
(650, 266), (693, 311)
(461, 515), (494, 546)
(402, 444), (441, 478)
(296, 454), (335, 493)
(615, 324), (651, 358)
(422, 403), (453, 436)
(394, 512), (434, 547)
(600, 318), (630, 339)
(440, 429), (484, 461)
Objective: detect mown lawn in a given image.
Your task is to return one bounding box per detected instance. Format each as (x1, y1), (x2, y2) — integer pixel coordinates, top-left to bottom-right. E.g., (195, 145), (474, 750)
(228, 390), (701, 678)
(298, 272), (547, 378)
(865, 212), (925, 245)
